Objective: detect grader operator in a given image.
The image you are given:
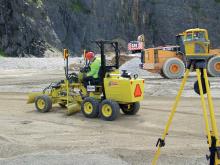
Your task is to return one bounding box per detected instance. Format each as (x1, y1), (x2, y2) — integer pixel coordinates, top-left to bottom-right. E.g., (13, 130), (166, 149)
(82, 51), (101, 87)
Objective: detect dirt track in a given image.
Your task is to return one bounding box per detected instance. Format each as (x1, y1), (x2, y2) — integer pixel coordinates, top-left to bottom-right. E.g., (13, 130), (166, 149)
(0, 59), (220, 164)
(1, 92), (220, 164)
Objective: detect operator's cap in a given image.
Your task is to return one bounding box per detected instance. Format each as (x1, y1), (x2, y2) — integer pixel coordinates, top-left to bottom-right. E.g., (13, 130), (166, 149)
(85, 51), (95, 61)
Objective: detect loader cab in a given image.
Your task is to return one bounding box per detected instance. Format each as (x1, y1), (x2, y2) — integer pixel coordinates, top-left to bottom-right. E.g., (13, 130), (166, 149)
(183, 28), (210, 59)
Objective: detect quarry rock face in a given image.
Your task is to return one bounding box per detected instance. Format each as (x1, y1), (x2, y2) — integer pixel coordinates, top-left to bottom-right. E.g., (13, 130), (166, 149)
(0, 0), (220, 57)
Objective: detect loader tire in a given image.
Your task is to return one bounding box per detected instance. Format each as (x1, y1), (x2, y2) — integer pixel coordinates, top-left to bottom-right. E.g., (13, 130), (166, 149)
(35, 95), (52, 113)
(120, 102), (140, 115)
(207, 56), (220, 77)
(81, 97), (99, 118)
(100, 100), (120, 121)
(159, 70), (166, 78)
(162, 58), (185, 79)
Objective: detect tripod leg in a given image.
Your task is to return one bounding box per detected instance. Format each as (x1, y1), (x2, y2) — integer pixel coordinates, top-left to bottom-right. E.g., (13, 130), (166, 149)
(152, 69), (190, 165)
(204, 69), (219, 138)
(203, 69), (220, 165)
(196, 69), (211, 146)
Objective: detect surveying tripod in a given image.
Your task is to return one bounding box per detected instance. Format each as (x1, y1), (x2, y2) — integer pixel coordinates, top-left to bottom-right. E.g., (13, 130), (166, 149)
(152, 59), (220, 165)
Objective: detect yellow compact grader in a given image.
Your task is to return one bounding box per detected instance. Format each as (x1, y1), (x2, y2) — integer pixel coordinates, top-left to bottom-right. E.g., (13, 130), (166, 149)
(27, 40), (144, 121)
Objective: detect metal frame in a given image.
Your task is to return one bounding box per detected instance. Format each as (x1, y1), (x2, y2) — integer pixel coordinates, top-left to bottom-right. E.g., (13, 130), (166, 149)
(92, 40), (120, 77)
(92, 40), (120, 99)
(152, 59), (220, 165)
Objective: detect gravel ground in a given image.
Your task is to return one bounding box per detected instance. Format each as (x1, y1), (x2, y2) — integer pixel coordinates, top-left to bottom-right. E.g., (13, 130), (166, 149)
(0, 152), (129, 165)
(0, 57), (220, 98)
(0, 57), (220, 164)
(0, 93), (216, 165)
(0, 57), (82, 70)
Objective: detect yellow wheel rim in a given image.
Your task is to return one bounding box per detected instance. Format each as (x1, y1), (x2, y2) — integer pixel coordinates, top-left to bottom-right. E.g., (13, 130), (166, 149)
(84, 102), (93, 114)
(102, 104), (112, 117)
(37, 99), (45, 110)
(214, 62), (220, 72)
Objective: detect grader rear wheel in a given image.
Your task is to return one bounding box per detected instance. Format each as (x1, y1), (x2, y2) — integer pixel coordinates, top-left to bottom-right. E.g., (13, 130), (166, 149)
(162, 58), (185, 79)
(81, 97), (99, 118)
(120, 102), (140, 115)
(207, 56), (220, 77)
(35, 95), (52, 113)
(100, 100), (120, 121)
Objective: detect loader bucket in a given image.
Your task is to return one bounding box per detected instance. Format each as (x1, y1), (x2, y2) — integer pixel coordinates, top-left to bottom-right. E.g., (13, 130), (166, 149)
(66, 102), (81, 116)
(27, 92), (43, 104)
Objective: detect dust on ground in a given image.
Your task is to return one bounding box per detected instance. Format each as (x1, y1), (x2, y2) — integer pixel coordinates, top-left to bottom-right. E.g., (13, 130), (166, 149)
(0, 93), (217, 165)
(0, 57), (220, 164)
(0, 57), (220, 97)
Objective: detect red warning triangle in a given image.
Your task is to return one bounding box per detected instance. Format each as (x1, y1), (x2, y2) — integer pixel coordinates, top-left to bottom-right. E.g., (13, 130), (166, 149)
(134, 84), (142, 97)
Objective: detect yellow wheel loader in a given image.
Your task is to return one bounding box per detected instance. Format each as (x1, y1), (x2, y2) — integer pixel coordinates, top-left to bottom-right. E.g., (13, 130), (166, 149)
(27, 40), (144, 121)
(134, 28), (220, 78)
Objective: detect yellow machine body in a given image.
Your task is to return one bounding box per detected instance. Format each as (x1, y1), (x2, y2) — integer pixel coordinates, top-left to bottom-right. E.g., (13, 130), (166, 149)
(140, 28), (220, 78)
(27, 80), (86, 104)
(28, 41), (145, 121)
(104, 75), (144, 103)
(183, 28), (210, 58)
(142, 47), (182, 73)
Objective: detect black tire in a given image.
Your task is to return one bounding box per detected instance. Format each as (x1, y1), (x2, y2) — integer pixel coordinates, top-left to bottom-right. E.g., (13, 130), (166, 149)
(194, 78), (210, 95)
(162, 58), (185, 79)
(81, 97), (99, 118)
(35, 95), (52, 113)
(207, 56), (220, 77)
(100, 100), (120, 121)
(120, 102), (140, 115)
(159, 70), (166, 78)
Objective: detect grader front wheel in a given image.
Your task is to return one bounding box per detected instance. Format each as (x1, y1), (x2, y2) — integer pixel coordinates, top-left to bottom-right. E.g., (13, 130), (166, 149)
(120, 102), (140, 115)
(81, 97), (99, 118)
(35, 95), (52, 113)
(100, 100), (120, 121)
